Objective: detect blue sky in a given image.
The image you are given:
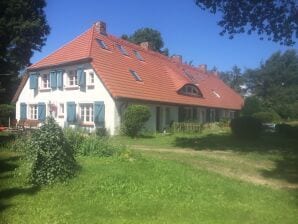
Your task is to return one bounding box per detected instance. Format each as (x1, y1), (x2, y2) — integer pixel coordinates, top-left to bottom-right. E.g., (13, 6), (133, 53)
(31, 0), (297, 72)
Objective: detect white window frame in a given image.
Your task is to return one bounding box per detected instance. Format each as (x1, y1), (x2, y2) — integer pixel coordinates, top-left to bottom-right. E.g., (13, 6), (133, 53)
(58, 103), (65, 117)
(29, 104), (38, 120)
(80, 104), (94, 123)
(41, 73), (50, 89)
(67, 70), (78, 87)
(88, 72), (95, 86)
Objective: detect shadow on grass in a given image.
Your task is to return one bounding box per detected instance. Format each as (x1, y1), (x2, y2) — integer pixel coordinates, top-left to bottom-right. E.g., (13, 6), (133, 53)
(0, 153), (40, 212)
(174, 132), (298, 184)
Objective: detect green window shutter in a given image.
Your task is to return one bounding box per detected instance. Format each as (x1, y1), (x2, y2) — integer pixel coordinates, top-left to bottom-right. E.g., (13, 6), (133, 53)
(94, 101), (105, 126)
(29, 73), (38, 89)
(67, 102), (76, 123)
(50, 71), (57, 89)
(20, 103), (27, 120)
(38, 102), (46, 121)
(77, 68), (85, 87)
(57, 70), (63, 88)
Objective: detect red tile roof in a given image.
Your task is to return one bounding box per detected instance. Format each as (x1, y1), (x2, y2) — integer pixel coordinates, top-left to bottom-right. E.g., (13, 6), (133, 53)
(14, 23), (243, 110)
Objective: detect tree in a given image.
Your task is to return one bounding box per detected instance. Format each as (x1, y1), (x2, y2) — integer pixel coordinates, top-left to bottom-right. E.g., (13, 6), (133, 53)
(244, 50), (298, 119)
(0, 0), (50, 103)
(121, 28), (169, 55)
(219, 65), (246, 95)
(195, 0), (298, 45)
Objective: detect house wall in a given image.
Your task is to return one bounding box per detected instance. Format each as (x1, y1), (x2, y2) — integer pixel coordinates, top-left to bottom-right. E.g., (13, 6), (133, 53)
(16, 63), (118, 135)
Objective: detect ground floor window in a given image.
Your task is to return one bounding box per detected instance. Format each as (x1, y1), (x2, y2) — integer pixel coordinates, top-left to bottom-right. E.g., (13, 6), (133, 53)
(80, 104), (94, 123)
(29, 105), (38, 120)
(210, 109), (215, 122)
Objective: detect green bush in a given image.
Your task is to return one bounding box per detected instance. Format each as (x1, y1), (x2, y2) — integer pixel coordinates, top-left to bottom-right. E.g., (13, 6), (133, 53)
(78, 135), (128, 157)
(230, 116), (263, 139)
(28, 117), (77, 185)
(64, 127), (86, 155)
(122, 105), (151, 137)
(0, 104), (15, 126)
(218, 118), (230, 127)
(252, 111), (281, 123)
(275, 123), (298, 138)
(241, 96), (263, 116)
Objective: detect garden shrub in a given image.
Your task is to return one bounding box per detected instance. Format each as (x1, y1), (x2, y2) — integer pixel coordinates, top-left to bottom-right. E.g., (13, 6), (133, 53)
(64, 127), (86, 155)
(78, 135), (128, 157)
(252, 111), (281, 123)
(230, 116), (263, 139)
(96, 127), (108, 137)
(0, 104), (15, 126)
(28, 117), (77, 185)
(275, 123), (298, 138)
(218, 118), (230, 127)
(122, 105), (151, 137)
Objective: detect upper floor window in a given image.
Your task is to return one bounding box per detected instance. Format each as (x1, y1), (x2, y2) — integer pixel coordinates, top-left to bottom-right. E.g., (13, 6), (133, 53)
(68, 70), (78, 86)
(80, 104), (94, 123)
(29, 104), (38, 120)
(96, 39), (108, 50)
(179, 84), (202, 97)
(41, 74), (50, 89)
(134, 50), (144, 61)
(129, 69), (142, 82)
(116, 44), (129, 56)
(88, 72), (95, 85)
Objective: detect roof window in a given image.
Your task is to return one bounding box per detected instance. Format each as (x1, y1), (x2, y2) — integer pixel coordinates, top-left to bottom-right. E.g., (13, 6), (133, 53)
(212, 90), (221, 98)
(96, 39), (108, 50)
(116, 44), (129, 56)
(133, 50), (144, 61)
(184, 71), (195, 82)
(129, 69), (142, 82)
(179, 84), (203, 97)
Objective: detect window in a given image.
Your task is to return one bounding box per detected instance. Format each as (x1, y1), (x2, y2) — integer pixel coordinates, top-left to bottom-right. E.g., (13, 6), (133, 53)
(229, 111), (235, 119)
(133, 50), (144, 61)
(89, 72), (95, 85)
(59, 103), (64, 117)
(184, 71), (195, 82)
(80, 104), (94, 123)
(41, 74), (50, 89)
(129, 69), (142, 81)
(210, 109), (215, 122)
(180, 84), (202, 97)
(165, 107), (171, 125)
(116, 44), (129, 56)
(29, 105), (38, 120)
(96, 39), (108, 50)
(212, 90), (221, 98)
(68, 70), (78, 86)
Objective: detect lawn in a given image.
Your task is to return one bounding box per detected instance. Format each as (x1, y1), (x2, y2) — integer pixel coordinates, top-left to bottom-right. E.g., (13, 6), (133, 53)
(0, 128), (298, 223)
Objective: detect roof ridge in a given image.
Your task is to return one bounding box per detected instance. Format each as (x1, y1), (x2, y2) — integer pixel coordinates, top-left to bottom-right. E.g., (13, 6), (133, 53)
(88, 24), (96, 58)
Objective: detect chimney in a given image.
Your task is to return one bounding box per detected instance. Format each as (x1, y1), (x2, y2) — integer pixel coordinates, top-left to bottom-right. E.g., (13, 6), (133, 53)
(95, 21), (107, 36)
(140, 42), (151, 50)
(171, 55), (182, 64)
(198, 64), (207, 72)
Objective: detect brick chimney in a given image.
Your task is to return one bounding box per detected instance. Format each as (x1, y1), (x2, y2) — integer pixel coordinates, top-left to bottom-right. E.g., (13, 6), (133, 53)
(95, 21), (107, 35)
(140, 42), (151, 50)
(171, 55), (182, 64)
(198, 64), (207, 72)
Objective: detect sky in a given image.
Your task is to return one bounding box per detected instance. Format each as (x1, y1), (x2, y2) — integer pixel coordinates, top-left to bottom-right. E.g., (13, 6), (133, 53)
(31, 0), (298, 72)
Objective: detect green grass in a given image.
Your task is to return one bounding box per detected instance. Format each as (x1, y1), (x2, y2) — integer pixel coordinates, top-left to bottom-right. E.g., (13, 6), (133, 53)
(1, 150), (298, 224)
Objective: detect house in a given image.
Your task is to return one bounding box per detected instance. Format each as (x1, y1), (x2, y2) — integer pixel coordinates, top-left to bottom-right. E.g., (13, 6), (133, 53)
(13, 21), (243, 135)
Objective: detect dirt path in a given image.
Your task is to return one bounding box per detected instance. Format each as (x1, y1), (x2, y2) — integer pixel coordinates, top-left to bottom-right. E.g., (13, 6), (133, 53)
(133, 145), (298, 190)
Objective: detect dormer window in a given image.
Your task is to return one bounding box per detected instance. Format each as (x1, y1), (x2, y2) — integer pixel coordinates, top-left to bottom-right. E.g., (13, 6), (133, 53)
(179, 84), (202, 97)
(116, 44), (129, 56)
(96, 39), (108, 50)
(129, 69), (142, 81)
(134, 50), (144, 61)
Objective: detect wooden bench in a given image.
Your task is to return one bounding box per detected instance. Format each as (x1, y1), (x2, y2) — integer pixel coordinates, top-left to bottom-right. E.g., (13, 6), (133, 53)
(17, 119), (40, 130)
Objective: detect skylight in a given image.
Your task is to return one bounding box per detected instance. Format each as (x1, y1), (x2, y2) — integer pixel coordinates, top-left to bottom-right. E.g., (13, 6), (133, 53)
(133, 50), (144, 61)
(212, 90), (221, 98)
(129, 69), (142, 81)
(184, 71), (195, 82)
(116, 44), (129, 56)
(96, 39), (108, 49)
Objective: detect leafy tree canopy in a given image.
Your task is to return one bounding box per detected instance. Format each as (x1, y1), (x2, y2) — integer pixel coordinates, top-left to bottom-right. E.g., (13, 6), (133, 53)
(122, 28), (169, 55)
(244, 49), (298, 119)
(219, 65), (246, 95)
(195, 0), (298, 45)
(0, 0), (50, 103)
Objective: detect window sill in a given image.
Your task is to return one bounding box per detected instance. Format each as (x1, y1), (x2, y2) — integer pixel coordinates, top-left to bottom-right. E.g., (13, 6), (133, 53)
(64, 86), (79, 90)
(39, 88), (51, 92)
